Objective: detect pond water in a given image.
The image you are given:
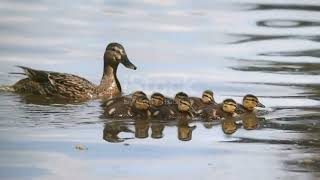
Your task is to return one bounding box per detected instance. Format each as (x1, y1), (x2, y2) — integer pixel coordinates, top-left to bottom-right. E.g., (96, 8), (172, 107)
(0, 0), (320, 179)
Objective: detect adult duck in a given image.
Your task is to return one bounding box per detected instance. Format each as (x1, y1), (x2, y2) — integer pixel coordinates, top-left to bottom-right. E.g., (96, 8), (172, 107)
(10, 43), (136, 101)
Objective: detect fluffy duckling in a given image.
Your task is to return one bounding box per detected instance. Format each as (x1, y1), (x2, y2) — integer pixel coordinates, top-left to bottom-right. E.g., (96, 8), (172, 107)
(102, 90), (146, 108)
(150, 92), (176, 120)
(196, 98), (238, 120)
(166, 92), (189, 114)
(237, 94), (265, 114)
(104, 95), (150, 119)
(175, 97), (194, 120)
(214, 99), (239, 119)
(190, 90), (217, 112)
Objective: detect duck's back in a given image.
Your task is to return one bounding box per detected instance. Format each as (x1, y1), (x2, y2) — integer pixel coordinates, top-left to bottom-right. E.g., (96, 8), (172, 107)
(12, 66), (96, 100)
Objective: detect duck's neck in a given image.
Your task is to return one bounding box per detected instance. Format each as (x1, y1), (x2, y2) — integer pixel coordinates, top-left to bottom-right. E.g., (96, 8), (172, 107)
(97, 64), (121, 97)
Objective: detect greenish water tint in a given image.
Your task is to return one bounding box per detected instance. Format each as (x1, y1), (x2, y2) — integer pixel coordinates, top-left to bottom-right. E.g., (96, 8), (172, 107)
(0, 0), (320, 179)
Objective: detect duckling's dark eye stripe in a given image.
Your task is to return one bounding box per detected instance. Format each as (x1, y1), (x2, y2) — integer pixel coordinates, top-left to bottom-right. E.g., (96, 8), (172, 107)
(181, 101), (191, 107)
(225, 103), (237, 107)
(245, 98), (258, 103)
(203, 94), (213, 100)
(152, 97), (164, 101)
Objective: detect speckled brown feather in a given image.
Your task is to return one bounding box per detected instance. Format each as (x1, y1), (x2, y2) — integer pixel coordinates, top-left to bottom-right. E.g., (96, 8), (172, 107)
(13, 66), (96, 100)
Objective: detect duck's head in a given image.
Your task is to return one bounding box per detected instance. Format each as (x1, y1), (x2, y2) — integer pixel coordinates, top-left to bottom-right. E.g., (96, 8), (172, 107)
(133, 96), (150, 110)
(104, 43), (137, 70)
(222, 99), (237, 113)
(174, 92), (188, 104)
(150, 92), (165, 107)
(202, 90), (214, 104)
(178, 97), (192, 112)
(242, 94), (265, 111)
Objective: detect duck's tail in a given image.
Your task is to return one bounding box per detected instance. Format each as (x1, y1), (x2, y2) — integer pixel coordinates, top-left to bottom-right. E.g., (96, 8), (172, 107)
(0, 85), (15, 92)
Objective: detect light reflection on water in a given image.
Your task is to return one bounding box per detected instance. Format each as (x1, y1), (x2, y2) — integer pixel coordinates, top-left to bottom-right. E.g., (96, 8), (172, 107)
(0, 0), (320, 179)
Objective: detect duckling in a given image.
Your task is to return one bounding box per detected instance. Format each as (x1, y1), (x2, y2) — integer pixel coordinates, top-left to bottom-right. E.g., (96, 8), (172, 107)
(237, 94), (265, 114)
(175, 97), (194, 120)
(10, 43), (136, 101)
(130, 96), (151, 120)
(149, 92), (176, 120)
(214, 99), (239, 119)
(104, 95), (150, 119)
(102, 90), (146, 108)
(190, 90), (217, 112)
(165, 92), (189, 115)
(196, 98), (237, 120)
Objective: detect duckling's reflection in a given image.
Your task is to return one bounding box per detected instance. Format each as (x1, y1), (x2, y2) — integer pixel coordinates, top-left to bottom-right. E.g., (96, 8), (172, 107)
(241, 112), (266, 130)
(134, 119), (149, 139)
(177, 118), (196, 141)
(221, 117), (241, 135)
(103, 121), (134, 143)
(151, 120), (165, 139)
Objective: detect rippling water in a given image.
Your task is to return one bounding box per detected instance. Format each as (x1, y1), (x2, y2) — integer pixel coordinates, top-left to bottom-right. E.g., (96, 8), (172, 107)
(0, 0), (320, 179)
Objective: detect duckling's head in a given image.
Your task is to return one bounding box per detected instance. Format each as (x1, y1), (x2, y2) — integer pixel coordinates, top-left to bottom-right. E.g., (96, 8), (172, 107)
(174, 92), (188, 104)
(242, 94), (265, 111)
(222, 99), (237, 113)
(178, 97), (192, 112)
(104, 43), (137, 70)
(130, 91), (147, 104)
(150, 93), (165, 107)
(133, 96), (150, 110)
(202, 90), (214, 104)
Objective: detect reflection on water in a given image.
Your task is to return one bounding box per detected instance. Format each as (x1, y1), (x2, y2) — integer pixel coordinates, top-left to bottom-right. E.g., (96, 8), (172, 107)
(101, 112), (263, 142)
(0, 0), (320, 179)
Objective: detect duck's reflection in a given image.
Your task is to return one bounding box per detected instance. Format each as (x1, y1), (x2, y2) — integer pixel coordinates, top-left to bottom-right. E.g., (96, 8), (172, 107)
(221, 117), (242, 135)
(102, 111), (264, 142)
(150, 120), (165, 139)
(177, 118), (196, 141)
(103, 121), (134, 143)
(241, 112), (266, 130)
(134, 119), (149, 139)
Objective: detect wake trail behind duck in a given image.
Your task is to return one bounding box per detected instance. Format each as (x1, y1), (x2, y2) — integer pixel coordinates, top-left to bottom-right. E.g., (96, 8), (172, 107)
(0, 85), (14, 92)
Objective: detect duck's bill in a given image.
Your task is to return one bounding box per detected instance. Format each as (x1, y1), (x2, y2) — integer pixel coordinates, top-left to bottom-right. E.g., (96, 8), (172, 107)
(257, 102), (265, 108)
(121, 56), (137, 70)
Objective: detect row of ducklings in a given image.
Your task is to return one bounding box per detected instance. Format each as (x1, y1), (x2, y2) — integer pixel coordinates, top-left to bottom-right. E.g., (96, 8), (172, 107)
(102, 90), (265, 120)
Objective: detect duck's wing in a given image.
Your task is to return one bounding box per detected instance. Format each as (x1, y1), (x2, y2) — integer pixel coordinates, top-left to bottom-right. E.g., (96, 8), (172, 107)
(15, 66), (96, 99)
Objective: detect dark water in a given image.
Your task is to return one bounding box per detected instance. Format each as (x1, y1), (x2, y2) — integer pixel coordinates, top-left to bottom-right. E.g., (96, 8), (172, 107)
(0, 0), (320, 179)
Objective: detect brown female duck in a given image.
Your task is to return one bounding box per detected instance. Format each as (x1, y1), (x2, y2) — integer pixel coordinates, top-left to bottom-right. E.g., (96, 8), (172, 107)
(10, 43), (136, 101)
